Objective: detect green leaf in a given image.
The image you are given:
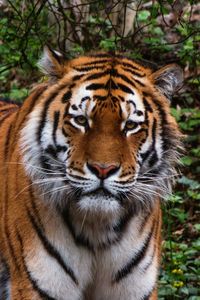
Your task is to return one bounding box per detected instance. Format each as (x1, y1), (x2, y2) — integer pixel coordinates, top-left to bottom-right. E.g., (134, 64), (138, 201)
(137, 10), (151, 22)
(178, 176), (200, 190)
(180, 156), (194, 166)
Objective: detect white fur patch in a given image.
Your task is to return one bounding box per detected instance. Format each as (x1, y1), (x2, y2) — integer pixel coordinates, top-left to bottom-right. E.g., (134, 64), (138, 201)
(78, 194), (121, 214)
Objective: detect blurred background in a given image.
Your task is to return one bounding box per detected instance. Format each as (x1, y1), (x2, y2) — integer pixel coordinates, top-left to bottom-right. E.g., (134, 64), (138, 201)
(0, 1), (199, 299)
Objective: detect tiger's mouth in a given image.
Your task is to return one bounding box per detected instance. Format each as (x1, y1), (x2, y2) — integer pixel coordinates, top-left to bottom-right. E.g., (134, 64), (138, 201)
(82, 187), (113, 199)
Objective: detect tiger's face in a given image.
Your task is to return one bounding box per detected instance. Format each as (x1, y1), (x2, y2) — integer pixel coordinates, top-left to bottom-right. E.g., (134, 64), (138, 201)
(20, 48), (183, 215)
(62, 79), (146, 213)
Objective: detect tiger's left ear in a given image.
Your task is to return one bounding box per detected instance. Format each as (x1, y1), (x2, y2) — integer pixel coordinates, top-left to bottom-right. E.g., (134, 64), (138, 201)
(38, 46), (65, 80)
(151, 64), (183, 100)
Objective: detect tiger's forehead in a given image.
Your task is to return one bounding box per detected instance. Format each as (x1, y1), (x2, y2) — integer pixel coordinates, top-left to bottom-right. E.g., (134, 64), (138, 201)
(69, 53), (152, 76)
(64, 55), (152, 120)
(68, 81), (145, 121)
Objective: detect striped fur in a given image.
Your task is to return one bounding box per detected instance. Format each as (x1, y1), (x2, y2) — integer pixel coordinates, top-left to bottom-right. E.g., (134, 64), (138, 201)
(0, 49), (183, 300)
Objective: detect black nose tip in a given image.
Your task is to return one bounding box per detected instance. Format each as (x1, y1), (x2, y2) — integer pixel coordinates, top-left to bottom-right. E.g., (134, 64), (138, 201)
(87, 162), (119, 179)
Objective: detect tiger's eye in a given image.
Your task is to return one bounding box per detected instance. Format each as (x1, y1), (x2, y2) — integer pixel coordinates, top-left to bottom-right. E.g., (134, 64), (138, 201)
(125, 120), (138, 130)
(74, 115), (88, 126)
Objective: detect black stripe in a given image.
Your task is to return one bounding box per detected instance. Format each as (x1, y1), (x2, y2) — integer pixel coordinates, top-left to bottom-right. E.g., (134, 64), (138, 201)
(0, 256), (10, 300)
(122, 67), (145, 77)
(113, 223), (154, 283)
(62, 90), (72, 103)
(63, 120), (77, 129)
(4, 124), (12, 160)
(14, 86), (46, 134)
(110, 70), (136, 87)
(67, 173), (90, 181)
(40, 154), (53, 172)
(0, 107), (17, 113)
(134, 78), (145, 87)
(3, 174), (21, 271)
(26, 208), (78, 285)
(127, 100), (136, 110)
(117, 83), (134, 94)
(0, 113), (12, 128)
(57, 145), (68, 153)
(46, 144), (65, 156)
(73, 66), (105, 72)
(0, 98), (21, 106)
(43, 145), (67, 176)
(37, 91), (58, 143)
(27, 86), (47, 115)
(113, 208), (134, 235)
(109, 79), (118, 89)
(84, 70), (110, 81)
(37, 85), (66, 144)
(72, 74), (85, 81)
(61, 206), (129, 251)
(86, 83), (106, 90)
(153, 98), (170, 152)
(85, 78), (134, 94)
(121, 62), (141, 71)
(44, 144), (67, 159)
(81, 59), (110, 66)
(143, 97), (153, 112)
(52, 111), (60, 145)
(94, 95), (107, 101)
(62, 127), (70, 137)
(144, 96), (168, 146)
(119, 95), (125, 102)
(29, 185), (45, 231)
(61, 208), (94, 252)
(148, 152), (158, 167)
(151, 118), (157, 150)
(140, 148), (152, 163)
(140, 118), (158, 165)
(148, 118), (158, 167)
(16, 229), (56, 300)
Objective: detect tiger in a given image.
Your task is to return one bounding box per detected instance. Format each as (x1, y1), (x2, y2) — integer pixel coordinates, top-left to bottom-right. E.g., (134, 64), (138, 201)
(0, 47), (183, 300)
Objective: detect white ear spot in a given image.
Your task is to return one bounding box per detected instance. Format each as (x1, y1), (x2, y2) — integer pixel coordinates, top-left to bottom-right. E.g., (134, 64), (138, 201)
(37, 46), (65, 80)
(151, 64), (183, 100)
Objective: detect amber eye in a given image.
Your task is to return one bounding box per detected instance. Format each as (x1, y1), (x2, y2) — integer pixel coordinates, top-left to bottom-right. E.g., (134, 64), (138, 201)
(124, 120), (138, 131)
(74, 115), (88, 127)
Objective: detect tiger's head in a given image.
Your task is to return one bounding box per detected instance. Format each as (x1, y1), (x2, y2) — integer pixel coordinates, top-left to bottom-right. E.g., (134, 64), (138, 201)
(20, 48), (183, 216)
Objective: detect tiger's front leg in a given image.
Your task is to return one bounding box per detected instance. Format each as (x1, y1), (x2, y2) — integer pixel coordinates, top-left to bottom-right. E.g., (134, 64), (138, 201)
(3, 238), (87, 300)
(8, 271), (83, 300)
(9, 216), (93, 300)
(1, 203), (92, 300)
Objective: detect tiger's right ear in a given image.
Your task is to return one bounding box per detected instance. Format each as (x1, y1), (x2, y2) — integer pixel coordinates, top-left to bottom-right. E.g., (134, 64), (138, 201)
(38, 46), (65, 80)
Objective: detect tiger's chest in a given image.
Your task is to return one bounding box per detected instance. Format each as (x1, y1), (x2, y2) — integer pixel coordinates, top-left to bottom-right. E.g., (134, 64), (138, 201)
(23, 208), (157, 300)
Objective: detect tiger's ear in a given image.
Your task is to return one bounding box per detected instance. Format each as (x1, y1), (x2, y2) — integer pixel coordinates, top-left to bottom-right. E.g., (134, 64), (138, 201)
(151, 64), (183, 100)
(38, 46), (65, 80)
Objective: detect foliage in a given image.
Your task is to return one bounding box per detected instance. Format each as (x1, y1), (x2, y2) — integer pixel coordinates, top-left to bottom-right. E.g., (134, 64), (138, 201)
(159, 98), (200, 299)
(0, 1), (199, 299)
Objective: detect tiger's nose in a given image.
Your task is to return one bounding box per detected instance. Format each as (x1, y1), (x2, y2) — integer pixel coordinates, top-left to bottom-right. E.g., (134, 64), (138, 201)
(87, 162), (119, 179)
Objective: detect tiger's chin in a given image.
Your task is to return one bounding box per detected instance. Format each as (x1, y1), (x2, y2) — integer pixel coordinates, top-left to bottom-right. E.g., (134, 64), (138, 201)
(77, 189), (121, 215)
